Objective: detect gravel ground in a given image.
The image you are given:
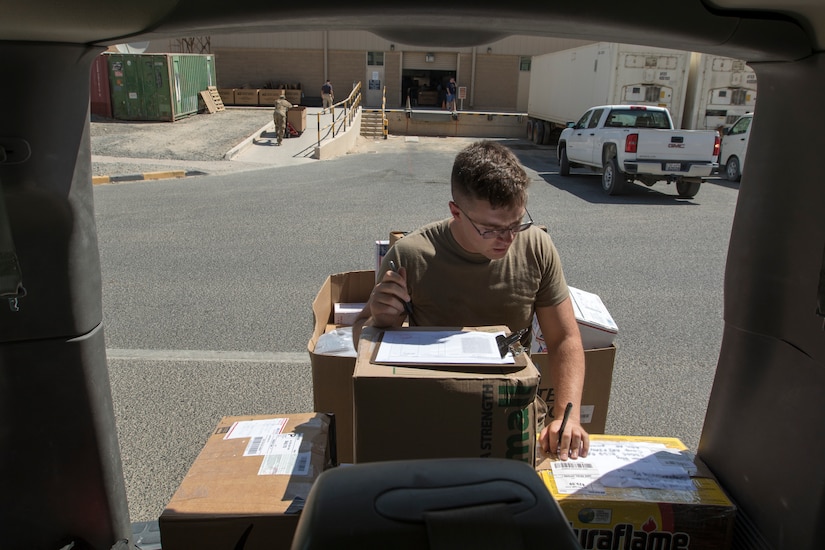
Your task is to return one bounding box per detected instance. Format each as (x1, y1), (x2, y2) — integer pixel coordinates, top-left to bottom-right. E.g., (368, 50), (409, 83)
(90, 107), (275, 177)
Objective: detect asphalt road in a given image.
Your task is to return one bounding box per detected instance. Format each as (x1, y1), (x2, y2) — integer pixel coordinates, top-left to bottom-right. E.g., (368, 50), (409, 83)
(93, 135), (739, 523)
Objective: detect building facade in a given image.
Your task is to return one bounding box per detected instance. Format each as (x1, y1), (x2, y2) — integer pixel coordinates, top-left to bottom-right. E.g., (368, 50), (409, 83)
(147, 31), (593, 110)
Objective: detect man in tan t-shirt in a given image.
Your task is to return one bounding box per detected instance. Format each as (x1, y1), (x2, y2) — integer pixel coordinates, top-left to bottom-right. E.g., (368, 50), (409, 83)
(353, 140), (589, 461)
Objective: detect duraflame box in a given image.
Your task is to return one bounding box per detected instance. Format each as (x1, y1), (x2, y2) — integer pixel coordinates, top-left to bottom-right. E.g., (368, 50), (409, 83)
(159, 412), (334, 550)
(532, 345), (615, 433)
(217, 88), (235, 105)
(334, 302), (366, 325)
(234, 88), (260, 105)
(537, 435), (736, 550)
(288, 106), (307, 132)
(308, 270), (376, 463)
(259, 89), (285, 105)
(353, 326), (540, 465)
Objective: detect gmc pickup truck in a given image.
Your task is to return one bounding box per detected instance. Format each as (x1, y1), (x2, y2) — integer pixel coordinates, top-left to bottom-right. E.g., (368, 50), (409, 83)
(557, 105), (720, 198)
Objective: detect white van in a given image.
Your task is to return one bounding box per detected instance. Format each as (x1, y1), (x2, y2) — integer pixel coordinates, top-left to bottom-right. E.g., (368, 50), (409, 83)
(719, 113), (753, 181)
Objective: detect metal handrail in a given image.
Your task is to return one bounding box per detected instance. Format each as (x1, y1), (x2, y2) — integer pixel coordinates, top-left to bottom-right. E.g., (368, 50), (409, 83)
(315, 81), (362, 147)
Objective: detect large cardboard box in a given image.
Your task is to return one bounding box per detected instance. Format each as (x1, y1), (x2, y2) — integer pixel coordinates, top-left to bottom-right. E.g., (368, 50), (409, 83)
(234, 88), (260, 105)
(159, 412), (334, 550)
(217, 88), (235, 105)
(307, 271), (615, 462)
(353, 326), (540, 465)
(532, 346), (615, 433)
(285, 89), (302, 105)
(259, 89), (285, 105)
(308, 270), (376, 463)
(537, 435), (736, 550)
(288, 106), (307, 132)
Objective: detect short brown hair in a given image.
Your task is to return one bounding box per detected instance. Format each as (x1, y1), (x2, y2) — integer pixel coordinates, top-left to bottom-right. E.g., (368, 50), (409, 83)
(450, 141), (529, 208)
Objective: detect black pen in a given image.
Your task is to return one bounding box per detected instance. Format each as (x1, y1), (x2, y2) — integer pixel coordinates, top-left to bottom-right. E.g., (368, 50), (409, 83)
(388, 260), (414, 316)
(557, 401), (573, 457)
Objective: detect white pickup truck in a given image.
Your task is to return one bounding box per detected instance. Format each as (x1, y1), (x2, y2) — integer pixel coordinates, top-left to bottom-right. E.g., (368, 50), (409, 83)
(557, 105), (720, 198)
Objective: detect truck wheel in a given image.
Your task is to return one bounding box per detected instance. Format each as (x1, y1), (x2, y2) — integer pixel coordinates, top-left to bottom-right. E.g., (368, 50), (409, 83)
(533, 121), (545, 145)
(725, 156), (741, 181)
(541, 122), (552, 145)
(526, 120), (534, 141)
(559, 147), (570, 176)
(602, 158), (625, 195)
(676, 179), (701, 198)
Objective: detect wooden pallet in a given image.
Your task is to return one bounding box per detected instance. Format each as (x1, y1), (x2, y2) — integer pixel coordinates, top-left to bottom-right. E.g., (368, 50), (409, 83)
(200, 86), (226, 113)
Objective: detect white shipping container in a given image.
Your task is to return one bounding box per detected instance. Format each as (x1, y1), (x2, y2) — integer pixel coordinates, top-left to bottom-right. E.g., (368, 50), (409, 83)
(527, 42), (692, 131)
(682, 52), (758, 130)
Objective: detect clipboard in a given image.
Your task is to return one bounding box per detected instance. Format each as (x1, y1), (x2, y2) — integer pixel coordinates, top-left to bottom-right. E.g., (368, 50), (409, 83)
(368, 326), (530, 369)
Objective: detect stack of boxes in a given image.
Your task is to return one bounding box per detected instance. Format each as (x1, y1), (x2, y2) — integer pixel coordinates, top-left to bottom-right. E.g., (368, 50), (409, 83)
(159, 231), (735, 549)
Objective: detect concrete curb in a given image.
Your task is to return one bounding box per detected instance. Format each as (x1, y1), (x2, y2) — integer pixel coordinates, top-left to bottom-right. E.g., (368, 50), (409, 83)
(224, 120), (274, 160)
(92, 170), (194, 185)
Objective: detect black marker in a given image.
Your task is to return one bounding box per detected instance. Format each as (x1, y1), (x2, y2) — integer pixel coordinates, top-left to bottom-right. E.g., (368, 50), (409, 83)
(557, 402), (573, 457)
(388, 260), (414, 317)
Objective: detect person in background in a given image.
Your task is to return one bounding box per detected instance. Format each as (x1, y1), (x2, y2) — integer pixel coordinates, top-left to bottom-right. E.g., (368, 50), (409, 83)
(352, 140), (589, 461)
(446, 77), (457, 111)
(321, 80), (334, 109)
(272, 92), (292, 145)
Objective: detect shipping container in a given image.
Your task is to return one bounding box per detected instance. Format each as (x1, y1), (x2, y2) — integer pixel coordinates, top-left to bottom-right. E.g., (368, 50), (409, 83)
(682, 52), (757, 130)
(526, 42), (692, 144)
(89, 54), (112, 118)
(106, 53), (217, 121)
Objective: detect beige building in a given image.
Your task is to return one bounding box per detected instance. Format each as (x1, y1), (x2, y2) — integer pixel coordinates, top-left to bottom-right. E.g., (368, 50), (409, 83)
(148, 31), (593, 110)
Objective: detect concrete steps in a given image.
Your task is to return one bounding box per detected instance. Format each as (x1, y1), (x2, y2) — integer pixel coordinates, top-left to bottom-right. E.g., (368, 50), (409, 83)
(361, 109), (387, 139)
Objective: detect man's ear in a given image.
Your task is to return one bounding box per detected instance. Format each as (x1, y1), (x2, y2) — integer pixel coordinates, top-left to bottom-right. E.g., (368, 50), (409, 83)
(448, 200), (460, 219)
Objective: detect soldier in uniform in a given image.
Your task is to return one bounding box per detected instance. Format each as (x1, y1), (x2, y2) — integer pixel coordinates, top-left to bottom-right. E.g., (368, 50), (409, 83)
(272, 92), (293, 145)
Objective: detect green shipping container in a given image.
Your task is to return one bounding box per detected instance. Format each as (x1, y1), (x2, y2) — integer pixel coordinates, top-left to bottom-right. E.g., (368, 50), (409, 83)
(106, 53), (217, 121)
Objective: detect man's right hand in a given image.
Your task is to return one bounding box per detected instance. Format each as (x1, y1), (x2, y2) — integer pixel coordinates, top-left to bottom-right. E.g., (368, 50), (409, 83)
(367, 266), (411, 327)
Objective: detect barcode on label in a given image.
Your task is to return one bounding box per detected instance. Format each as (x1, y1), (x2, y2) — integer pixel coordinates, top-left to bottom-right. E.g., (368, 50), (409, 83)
(294, 453), (310, 475)
(248, 437), (263, 455)
(555, 461), (593, 469)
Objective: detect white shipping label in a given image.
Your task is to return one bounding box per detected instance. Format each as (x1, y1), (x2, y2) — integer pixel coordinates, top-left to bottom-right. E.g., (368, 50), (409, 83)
(224, 418), (289, 457)
(258, 433), (311, 476)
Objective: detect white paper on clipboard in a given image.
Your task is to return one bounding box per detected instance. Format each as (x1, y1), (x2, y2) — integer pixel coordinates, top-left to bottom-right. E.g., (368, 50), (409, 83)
(373, 329), (516, 366)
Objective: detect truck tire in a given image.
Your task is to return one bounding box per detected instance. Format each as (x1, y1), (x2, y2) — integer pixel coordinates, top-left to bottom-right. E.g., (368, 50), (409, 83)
(559, 146), (570, 176)
(541, 122), (552, 145)
(725, 156), (742, 181)
(676, 179), (701, 198)
(526, 120), (534, 141)
(602, 158), (626, 195)
(533, 121), (545, 145)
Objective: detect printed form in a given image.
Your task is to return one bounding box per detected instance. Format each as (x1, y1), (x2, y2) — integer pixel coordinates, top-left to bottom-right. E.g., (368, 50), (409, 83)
(374, 330), (516, 365)
(550, 440), (699, 495)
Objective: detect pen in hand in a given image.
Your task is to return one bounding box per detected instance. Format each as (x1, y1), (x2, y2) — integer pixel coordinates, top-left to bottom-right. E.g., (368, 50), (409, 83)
(388, 260), (414, 317)
(557, 401), (573, 458)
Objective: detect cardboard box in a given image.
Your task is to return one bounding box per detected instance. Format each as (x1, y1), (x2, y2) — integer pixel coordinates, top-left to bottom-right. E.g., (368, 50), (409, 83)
(353, 326), (540, 465)
(285, 89), (302, 105)
(532, 288), (618, 352)
(537, 435), (736, 550)
(333, 302), (366, 325)
(217, 88), (235, 105)
(308, 271), (615, 463)
(159, 412), (334, 550)
(287, 106), (307, 132)
(234, 89), (260, 105)
(532, 346), (615, 433)
(259, 89), (285, 105)
(308, 270), (377, 463)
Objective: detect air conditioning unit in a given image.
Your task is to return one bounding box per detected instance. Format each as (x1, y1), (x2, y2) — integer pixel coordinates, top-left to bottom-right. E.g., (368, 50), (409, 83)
(425, 53), (435, 62)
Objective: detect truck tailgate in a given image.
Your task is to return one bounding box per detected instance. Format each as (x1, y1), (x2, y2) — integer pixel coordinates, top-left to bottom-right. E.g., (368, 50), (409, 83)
(635, 129), (716, 161)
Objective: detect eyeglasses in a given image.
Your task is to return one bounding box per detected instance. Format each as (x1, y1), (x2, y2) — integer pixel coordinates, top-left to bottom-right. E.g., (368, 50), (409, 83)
(453, 202), (534, 240)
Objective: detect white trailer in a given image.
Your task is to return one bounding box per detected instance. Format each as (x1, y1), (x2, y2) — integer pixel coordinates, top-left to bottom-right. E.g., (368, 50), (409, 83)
(526, 42), (692, 145)
(681, 52), (758, 130)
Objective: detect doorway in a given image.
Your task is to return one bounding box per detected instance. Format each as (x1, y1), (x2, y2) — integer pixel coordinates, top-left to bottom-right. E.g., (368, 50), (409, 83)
(402, 69), (455, 108)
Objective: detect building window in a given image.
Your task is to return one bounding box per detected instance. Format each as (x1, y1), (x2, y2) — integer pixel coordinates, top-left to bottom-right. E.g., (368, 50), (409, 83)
(519, 56), (531, 71)
(368, 52), (384, 66)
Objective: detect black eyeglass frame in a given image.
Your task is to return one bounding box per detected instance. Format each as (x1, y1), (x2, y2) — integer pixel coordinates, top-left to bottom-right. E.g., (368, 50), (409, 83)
(452, 202), (534, 240)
